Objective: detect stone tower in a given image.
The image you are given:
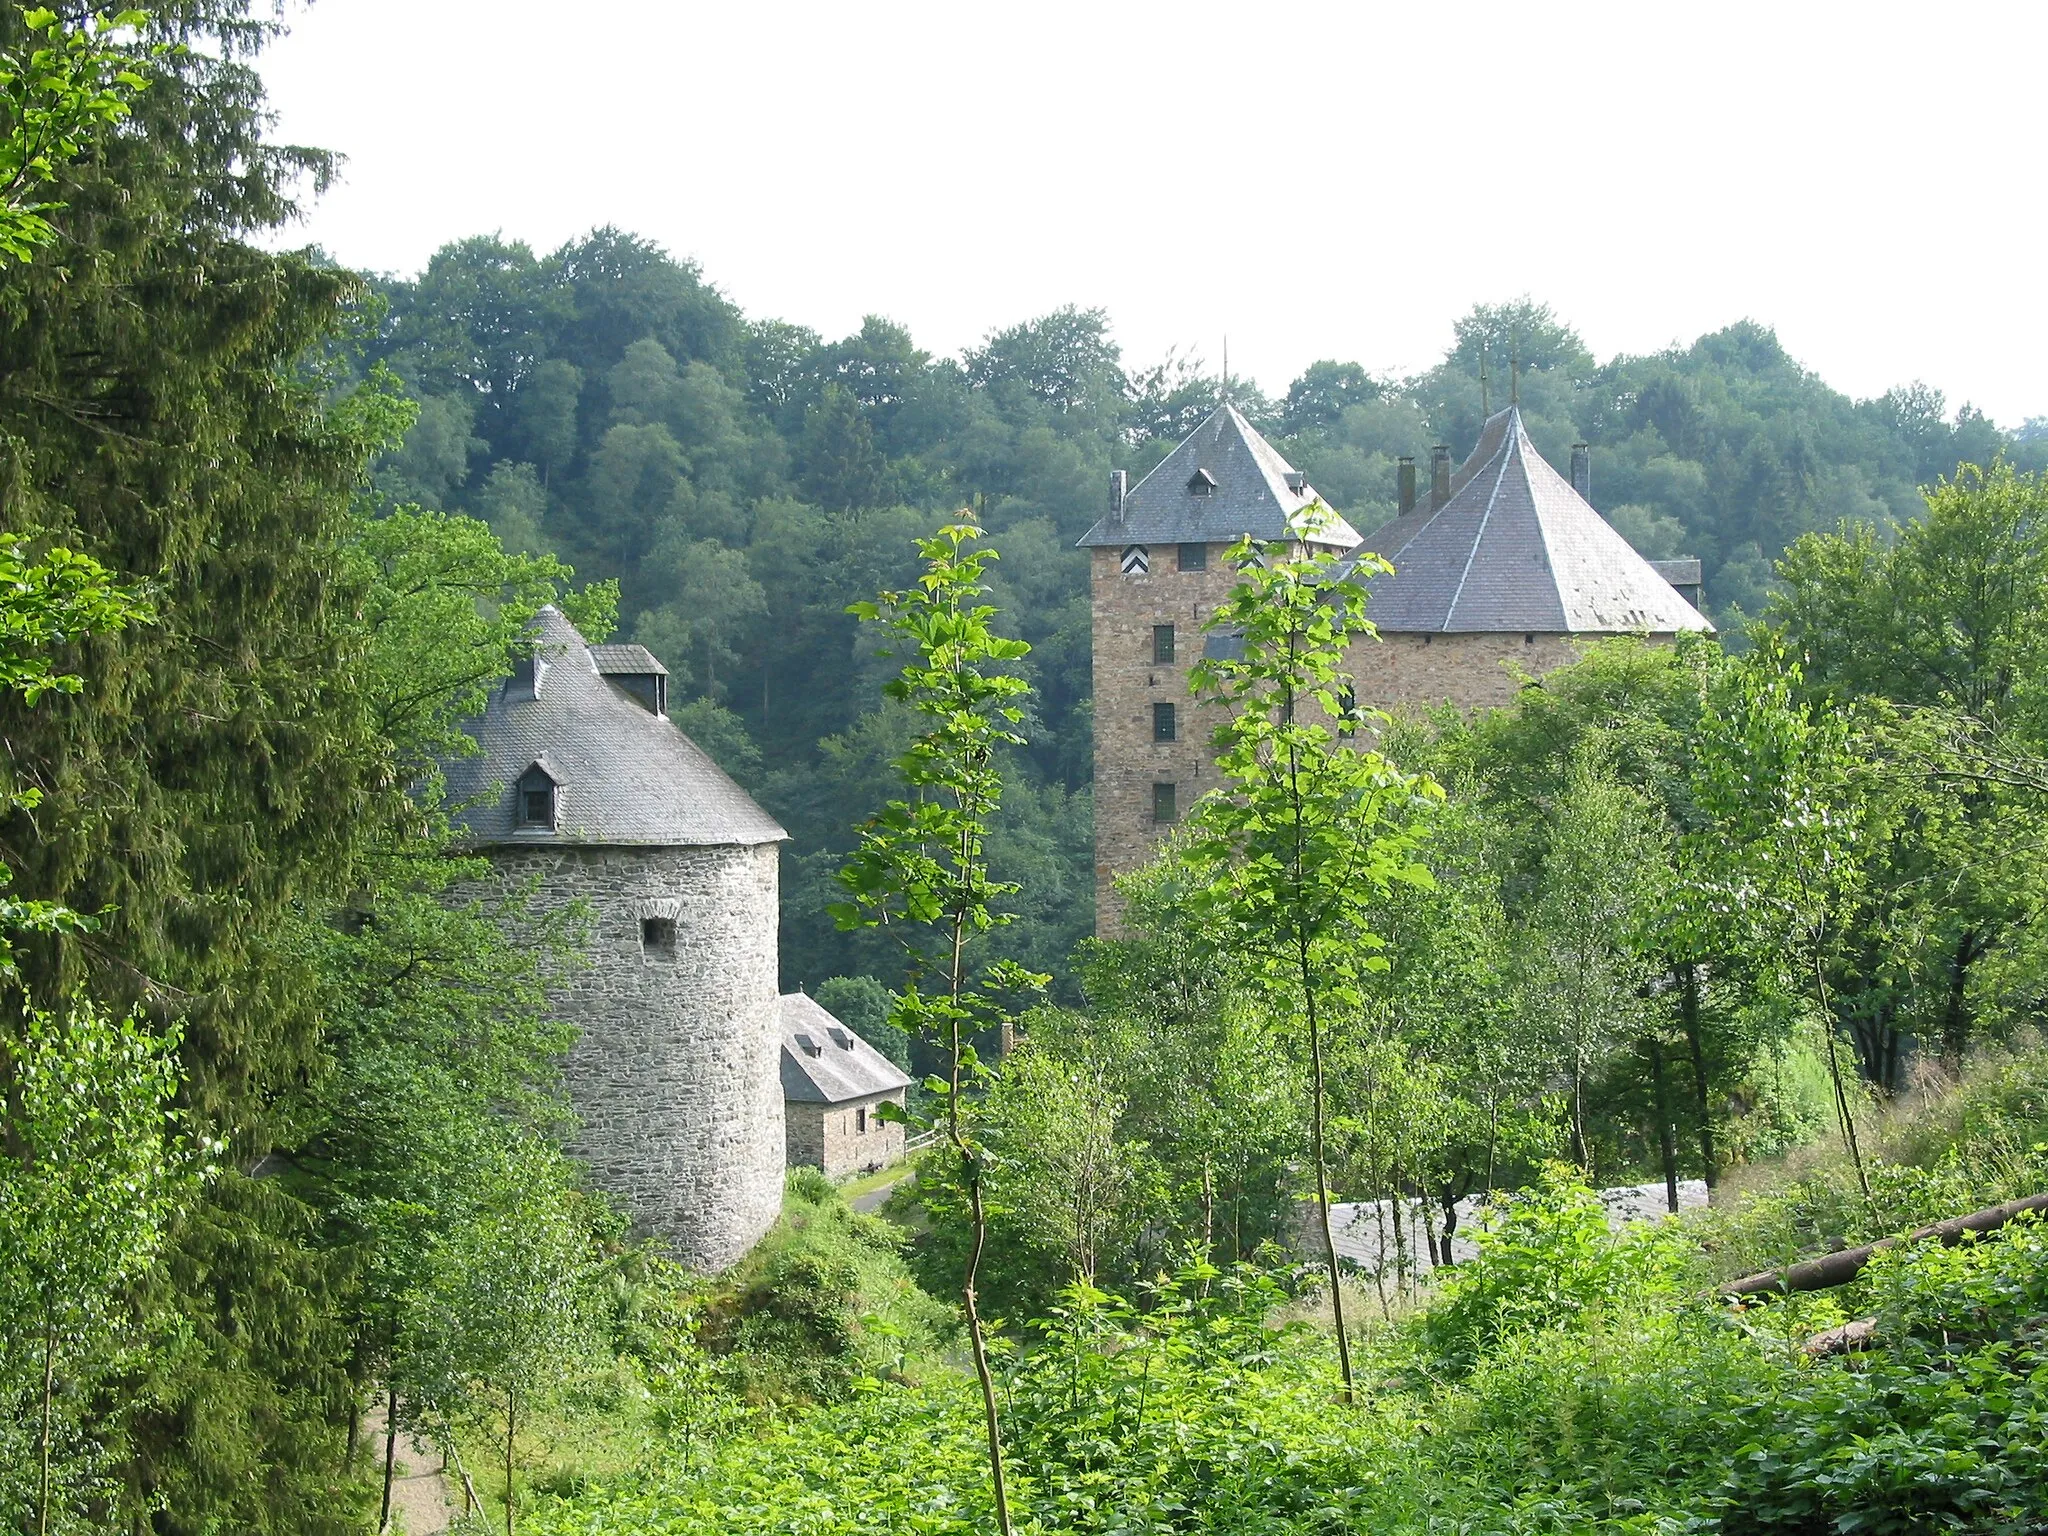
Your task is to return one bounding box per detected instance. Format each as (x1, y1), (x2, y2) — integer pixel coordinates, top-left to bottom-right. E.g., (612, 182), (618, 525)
(1081, 404), (1711, 933)
(1077, 405), (1360, 931)
(441, 607), (788, 1271)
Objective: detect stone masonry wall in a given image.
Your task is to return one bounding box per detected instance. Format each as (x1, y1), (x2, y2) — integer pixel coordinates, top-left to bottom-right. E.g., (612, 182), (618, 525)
(1345, 631), (1593, 715)
(1093, 549), (1684, 932)
(785, 1089), (907, 1180)
(475, 840), (784, 1272)
(1090, 543), (1244, 933)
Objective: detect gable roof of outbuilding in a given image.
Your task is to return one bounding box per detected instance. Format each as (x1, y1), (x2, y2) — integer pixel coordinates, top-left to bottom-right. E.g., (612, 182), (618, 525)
(1341, 408), (1713, 635)
(1077, 404), (1361, 550)
(440, 606), (787, 848)
(778, 993), (913, 1105)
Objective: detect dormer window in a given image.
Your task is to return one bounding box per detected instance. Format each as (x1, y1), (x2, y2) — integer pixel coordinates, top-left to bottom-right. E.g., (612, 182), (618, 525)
(1186, 468), (1217, 497)
(516, 762), (559, 830)
(508, 646), (547, 701)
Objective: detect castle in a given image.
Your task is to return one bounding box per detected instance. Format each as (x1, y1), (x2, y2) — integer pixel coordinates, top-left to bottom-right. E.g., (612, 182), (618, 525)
(1082, 403), (1712, 929)
(442, 608), (791, 1270)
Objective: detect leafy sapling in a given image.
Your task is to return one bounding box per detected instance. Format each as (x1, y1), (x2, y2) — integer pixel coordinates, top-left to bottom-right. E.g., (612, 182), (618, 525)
(1184, 536), (1440, 1402)
(834, 522), (1044, 1536)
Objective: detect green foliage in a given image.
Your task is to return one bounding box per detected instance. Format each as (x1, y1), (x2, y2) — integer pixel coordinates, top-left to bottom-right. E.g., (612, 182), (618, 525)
(1421, 1165), (1692, 1373)
(705, 1173), (954, 1406)
(811, 975), (909, 1072)
(1182, 535), (1440, 1394)
(0, 1000), (199, 1531)
(0, 5), (156, 262)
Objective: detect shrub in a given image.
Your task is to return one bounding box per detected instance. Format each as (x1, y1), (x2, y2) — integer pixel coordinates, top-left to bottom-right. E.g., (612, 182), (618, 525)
(1420, 1162), (1693, 1371)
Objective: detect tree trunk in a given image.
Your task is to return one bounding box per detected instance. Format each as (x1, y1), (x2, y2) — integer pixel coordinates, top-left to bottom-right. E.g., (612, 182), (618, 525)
(1940, 928), (1981, 1072)
(504, 1386), (517, 1536)
(1723, 1190), (2048, 1296)
(1302, 961), (1355, 1400)
(38, 1325), (54, 1536)
(948, 910), (1013, 1536)
(1649, 1037), (1679, 1213)
(379, 1381), (399, 1534)
(1679, 963), (1717, 1191)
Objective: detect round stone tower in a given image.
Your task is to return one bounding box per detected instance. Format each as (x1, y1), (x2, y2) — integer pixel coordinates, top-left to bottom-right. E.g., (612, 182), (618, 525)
(441, 607), (788, 1270)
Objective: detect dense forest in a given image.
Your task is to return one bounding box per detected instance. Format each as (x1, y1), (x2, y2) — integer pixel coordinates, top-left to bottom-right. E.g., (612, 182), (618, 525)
(354, 229), (2048, 993)
(8, 6), (2048, 1536)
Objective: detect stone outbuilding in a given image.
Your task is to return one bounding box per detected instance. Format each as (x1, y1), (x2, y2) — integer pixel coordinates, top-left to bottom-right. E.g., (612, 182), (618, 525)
(1081, 403), (1713, 931)
(779, 992), (912, 1179)
(441, 607), (789, 1271)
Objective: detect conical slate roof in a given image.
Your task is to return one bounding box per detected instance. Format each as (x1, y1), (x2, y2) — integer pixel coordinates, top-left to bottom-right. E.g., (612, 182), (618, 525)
(441, 607), (787, 847)
(1078, 404), (1361, 550)
(1343, 409), (1712, 634)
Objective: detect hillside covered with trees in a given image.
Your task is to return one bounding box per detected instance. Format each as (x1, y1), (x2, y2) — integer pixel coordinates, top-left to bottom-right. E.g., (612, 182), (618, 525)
(356, 232), (2048, 992)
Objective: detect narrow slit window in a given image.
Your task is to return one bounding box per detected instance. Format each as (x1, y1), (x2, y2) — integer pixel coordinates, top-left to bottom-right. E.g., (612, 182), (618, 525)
(641, 916), (677, 960)
(1153, 624), (1175, 664)
(1178, 542), (1208, 572)
(1154, 702), (1176, 742)
(856, 1106), (868, 1133)
(1153, 781), (1178, 824)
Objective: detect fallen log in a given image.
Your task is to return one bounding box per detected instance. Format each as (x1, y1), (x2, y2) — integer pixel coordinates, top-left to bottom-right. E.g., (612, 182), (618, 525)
(1801, 1317), (1877, 1358)
(1722, 1190), (2048, 1298)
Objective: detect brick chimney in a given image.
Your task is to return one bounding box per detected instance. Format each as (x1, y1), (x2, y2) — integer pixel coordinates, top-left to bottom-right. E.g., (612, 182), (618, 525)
(1397, 455), (1416, 516)
(1570, 444), (1591, 504)
(1109, 469), (1128, 526)
(1430, 445), (1451, 511)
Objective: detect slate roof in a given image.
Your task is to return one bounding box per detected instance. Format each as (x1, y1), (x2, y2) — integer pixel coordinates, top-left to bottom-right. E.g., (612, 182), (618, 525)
(440, 606), (787, 847)
(1341, 409), (1713, 635)
(589, 643), (668, 676)
(1078, 404), (1361, 550)
(778, 993), (913, 1105)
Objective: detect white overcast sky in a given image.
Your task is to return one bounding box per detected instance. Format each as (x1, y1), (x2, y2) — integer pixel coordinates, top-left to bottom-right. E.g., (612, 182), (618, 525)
(258, 0), (2048, 427)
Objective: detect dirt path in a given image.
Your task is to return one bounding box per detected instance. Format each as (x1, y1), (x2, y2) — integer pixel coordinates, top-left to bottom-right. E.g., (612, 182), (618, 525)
(362, 1401), (456, 1535)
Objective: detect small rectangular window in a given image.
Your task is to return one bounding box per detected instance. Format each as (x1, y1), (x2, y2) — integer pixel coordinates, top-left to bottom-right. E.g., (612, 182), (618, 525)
(641, 916), (677, 960)
(1153, 702), (1176, 742)
(1178, 542), (1208, 572)
(1153, 781), (1177, 823)
(856, 1106), (868, 1133)
(1153, 624), (1176, 664)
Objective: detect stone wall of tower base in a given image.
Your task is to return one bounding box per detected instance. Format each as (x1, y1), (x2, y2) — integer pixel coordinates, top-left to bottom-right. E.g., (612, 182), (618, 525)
(473, 840), (785, 1273)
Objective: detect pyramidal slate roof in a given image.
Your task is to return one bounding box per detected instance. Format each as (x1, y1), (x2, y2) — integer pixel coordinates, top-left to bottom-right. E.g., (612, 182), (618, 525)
(1078, 404), (1361, 550)
(441, 606), (787, 847)
(1342, 408), (1713, 635)
(779, 993), (913, 1105)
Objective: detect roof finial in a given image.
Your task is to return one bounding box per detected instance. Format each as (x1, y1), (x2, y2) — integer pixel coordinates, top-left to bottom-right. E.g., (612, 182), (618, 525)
(1221, 334), (1230, 404)
(1510, 329), (1521, 408)
(1480, 338), (1491, 417)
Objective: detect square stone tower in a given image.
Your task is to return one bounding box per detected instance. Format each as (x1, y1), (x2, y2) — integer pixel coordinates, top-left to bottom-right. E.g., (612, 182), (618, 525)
(1079, 406), (1359, 932)
(1082, 404), (1714, 936)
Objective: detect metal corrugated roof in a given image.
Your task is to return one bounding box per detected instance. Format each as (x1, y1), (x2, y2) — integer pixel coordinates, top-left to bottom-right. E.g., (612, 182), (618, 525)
(441, 607), (787, 847)
(778, 993), (913, 1105)
(1341, 409), (1714, 635)
(1078, 404), (1361, 550)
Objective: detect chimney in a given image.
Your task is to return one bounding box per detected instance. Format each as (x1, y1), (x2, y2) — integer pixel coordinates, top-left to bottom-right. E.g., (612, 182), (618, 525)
(1570, 444), (1591, 504)
(1397, 456), (1416, 516)
(1430, 445), (1451, 511)
(1109, 469), (1128, 524)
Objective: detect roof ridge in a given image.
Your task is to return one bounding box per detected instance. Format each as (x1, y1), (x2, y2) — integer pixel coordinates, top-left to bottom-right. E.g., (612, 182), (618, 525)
(1442, 428), (1520, 630)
